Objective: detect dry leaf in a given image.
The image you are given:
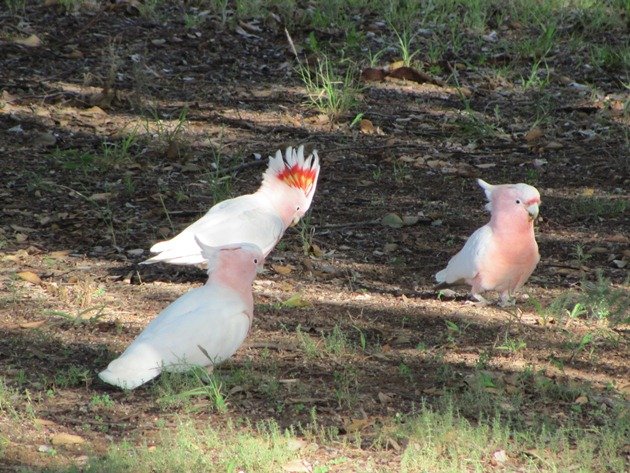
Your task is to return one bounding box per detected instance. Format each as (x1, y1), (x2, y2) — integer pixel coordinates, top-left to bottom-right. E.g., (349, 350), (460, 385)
(235, 25), (260, 39)
(525, 127), (544, 142)
(492, 449), (507, 463)
(402, 215), (420, 225)
(574, 395), (589, 405)
(361, 67), (386, 81)
(13, 34), (42, 47)
(51, 433), (85, 446)
(545, 141), (564, 150)
(387, 66), (444, 86)
(281, 294), (310, 308)
(286, 438), (308, 452)
(32, 131), (57, 147)
(272, 264), (294, 275)
(383, 243), (398, 253)
(360, 119), (376, 134)
(15, 233), (28, 243)
(309, 243), (324, 257)
(19, 320), (46, 329)
(378, 392), (393, 404)
(34, 418), (56, 427)
(89, 192), (113, 201)
(17, 271), (42, 285)
(282, 459), (310, 473)
(344, 417), (375, 433)
(381, 213), (404, 228)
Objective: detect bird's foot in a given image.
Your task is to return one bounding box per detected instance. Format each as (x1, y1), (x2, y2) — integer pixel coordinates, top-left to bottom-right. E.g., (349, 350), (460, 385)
(498, 295), (516, 307)
(465, 294), (490, 306)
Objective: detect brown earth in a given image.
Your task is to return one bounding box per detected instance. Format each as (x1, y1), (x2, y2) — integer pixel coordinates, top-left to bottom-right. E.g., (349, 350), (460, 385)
(0, 2), (628, 471)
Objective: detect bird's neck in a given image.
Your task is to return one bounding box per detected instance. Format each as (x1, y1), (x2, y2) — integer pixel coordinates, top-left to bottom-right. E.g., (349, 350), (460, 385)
(208, 272), (254, 308)
(255, 185), (295, 227)
(491, 213), (533, 234)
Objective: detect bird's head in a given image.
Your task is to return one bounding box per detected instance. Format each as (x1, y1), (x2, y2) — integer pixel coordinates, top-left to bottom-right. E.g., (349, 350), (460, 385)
(262, 145), (320, 223)
(478, 179), (541, 224)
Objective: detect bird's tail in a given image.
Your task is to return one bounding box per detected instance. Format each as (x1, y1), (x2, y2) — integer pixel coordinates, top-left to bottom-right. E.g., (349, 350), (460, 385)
(435, 268), (447, 284)
(98, 346), (162, 390)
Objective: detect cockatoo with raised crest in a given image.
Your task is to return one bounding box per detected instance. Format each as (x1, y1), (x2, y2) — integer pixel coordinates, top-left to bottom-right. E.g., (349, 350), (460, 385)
(99, 239), (263, 390)
(435, 178), (541, 305)
(142, 145), (320, 265)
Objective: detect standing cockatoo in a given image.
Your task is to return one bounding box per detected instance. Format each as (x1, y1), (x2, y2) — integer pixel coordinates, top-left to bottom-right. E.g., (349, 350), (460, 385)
(435, 179), (541, 305)
(142, 145), (320, 265)
(99, 240), (264, 389)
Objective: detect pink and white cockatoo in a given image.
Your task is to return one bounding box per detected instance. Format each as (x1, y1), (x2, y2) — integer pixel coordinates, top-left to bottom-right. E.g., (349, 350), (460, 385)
(99, 239), (264, 389)
(142, 145), (320, 265)
(435, 179), (541, 305)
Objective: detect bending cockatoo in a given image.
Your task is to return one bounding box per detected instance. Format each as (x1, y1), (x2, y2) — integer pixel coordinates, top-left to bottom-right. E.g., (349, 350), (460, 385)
(142, 145), (320, 265)
(435, 178), (541, 305)
(99, 240), (264, 389)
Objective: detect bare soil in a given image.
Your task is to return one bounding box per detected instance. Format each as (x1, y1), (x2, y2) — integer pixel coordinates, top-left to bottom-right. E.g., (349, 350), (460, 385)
(0, 2), (628, 472)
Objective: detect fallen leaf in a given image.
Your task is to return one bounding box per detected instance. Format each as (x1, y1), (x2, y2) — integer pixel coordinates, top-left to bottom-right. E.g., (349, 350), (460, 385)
(235, 25), (260, 39)
(50, 433), (85, 446)
(381, 213), (404, 228)
(31, 131), (57, 147)
(387, 66), (444, 86)
(344, 417), (375, 433)
(13, 34), (42, 47)
(286, 438), (308, 452)
(34, 418), (56, 427)
(360, 118), (376, 134)
(475, 162), (496, 169)
(378, 392), (393, 404)
(282, 459), (310, 472)
(272, 264), (293, 275)
(17, 271), (42, 285)
(281, 293), (310, 308)
(482, 31), (499, 42)
(89, 192), (113, 201)
(574, 395), (589, 405)
(492, 449), (507, 463)
(19, 320), (46, 329)
(361, 67), (386, 81)
(525, 127), (544, 142)
(437, 288), (457, 298)
(545, 141), (564, 150)
(383, 243), (398, 253)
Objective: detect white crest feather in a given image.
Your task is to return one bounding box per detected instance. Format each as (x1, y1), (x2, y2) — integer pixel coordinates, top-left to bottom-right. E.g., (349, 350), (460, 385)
(477, 178), (494, 212)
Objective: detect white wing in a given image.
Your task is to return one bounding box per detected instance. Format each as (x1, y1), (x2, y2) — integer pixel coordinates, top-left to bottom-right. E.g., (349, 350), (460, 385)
(435, 224), (493, 284)
(143, 195), (284, 265)
(99, 285), (250, 389)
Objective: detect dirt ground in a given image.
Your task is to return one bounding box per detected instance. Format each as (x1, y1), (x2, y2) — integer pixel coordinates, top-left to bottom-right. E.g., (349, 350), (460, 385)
(0, 2), (628, 472)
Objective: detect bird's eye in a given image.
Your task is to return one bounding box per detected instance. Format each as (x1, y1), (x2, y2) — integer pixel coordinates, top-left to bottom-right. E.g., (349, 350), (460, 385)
(515, 199), (521, 204)
(254, 258), (259, 264)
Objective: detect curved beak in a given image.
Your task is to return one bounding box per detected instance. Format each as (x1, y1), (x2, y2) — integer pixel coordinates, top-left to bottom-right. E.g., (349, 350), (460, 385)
(527, 203), (540, 221)
(291, 216), (301, 226)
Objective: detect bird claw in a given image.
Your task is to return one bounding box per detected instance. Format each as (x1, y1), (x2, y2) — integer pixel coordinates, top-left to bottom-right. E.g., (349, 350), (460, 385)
(465, 294), (490, 306)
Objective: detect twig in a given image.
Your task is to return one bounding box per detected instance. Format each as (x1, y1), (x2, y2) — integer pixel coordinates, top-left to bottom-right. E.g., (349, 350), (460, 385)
(321, 220), (380, 229)
(216, 159), (267, 176)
